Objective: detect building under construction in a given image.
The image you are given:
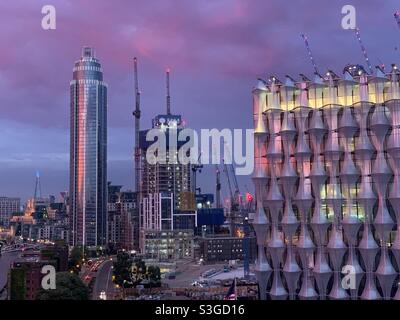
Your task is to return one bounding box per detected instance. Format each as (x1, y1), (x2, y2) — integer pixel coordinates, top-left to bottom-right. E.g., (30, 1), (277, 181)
(252, 62), (400, 300)
(139, 113), (192, 210)
(133, 65), (195, 256)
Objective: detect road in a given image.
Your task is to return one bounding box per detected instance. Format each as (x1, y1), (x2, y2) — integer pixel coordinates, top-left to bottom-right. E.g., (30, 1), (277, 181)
(0, 250), (24, 299)
(163, 261), (227, 288)
(91, 259), (116, 300)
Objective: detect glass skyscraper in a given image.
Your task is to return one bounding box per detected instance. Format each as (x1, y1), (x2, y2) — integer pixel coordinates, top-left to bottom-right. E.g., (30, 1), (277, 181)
(69, 47), (107, 247)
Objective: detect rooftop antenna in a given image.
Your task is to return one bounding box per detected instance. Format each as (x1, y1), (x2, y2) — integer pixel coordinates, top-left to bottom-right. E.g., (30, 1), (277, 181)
(133, 58), (141, 198)
(34, 171), (42, 200)
(166, 68), (171, 115)
(354, 27), (373, 74)
(377, 57), (385, 71)
(301, 34), (320, 76)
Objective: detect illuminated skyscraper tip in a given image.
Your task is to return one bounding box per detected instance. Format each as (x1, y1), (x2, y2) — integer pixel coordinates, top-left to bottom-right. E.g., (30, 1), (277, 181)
(82, 46), (94, 58)
(34, 171), (42, 200)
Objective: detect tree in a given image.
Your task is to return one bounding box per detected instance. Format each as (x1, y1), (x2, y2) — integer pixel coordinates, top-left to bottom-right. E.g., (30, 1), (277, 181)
(147, 266), (161, 287)
(68, 246), (83, 274)
(9, 269), (26, 300)
(132, 258), (147, 286)
(112, 252), (133, 287)
(36, 272), (89, 300)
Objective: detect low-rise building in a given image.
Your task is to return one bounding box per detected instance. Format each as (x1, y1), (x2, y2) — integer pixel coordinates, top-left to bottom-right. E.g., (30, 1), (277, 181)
(199, 236), (257, 263)
(144, 229), (194, 261)
(9, 261), (44, 300)
(8, 243), (69, 300)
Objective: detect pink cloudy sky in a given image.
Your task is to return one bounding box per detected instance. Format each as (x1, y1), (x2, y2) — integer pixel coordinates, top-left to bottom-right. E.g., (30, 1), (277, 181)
(0, 0), (399, 200)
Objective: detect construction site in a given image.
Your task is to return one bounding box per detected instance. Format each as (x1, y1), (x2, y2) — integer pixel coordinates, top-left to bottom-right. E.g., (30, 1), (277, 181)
(131, 57), (256, 281)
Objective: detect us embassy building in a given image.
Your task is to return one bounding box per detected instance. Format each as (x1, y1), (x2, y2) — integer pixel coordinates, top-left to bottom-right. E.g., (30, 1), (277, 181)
(252, 65), (400, 300)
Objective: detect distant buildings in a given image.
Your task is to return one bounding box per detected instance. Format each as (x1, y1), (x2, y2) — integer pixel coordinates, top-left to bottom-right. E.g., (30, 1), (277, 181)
(10, 196), (69, 243)
(69, 47), (108, 247)
(0, 197), (20, 227)
(107, 183), (136, 251)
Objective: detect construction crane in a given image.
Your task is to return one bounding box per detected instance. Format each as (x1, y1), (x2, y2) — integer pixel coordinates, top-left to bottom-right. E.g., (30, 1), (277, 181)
(300, 34), (320, 75)
(243, 215), (250, 279)
(223, 160), (235, 236)
(132, 57), (141, 218)
(223, 143), (241, 212)
(191, 153), (203, 194)
(354, 27), (373, 74)
(220, 155), (253, 278)
(222, 159), (251, 279)
(215, 164), (222, 209)
(222, 160), (234, 205)
(222, 159), (236, 237)
(166, 68), (171, 115)
(229, 161), (241, 210)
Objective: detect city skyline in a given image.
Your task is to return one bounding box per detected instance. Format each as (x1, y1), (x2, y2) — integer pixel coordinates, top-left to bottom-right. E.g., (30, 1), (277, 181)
(2, 0), (400, 200)
(2, 0), (400, 304)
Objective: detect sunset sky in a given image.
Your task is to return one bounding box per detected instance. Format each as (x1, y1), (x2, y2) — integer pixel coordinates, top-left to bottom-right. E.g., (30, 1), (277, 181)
(1, 0), (399, 201)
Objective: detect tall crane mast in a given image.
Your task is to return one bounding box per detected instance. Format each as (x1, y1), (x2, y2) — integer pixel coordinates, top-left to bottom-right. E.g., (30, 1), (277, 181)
(191, 153), (203, 194)
(300, 34), (320, 75)
(166, 68), (171, 115)
(133, 57), (141, 209)
(222, 159), (235, 236)
(243, 215), (250, 279)
(222, 160), (234, 204)
(224, 142), (241, 209)
(215, 164), (221, 209)
(222, 157), (250, 277)
(354, 27), (373, 74)
(229, 163), (241, 209)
